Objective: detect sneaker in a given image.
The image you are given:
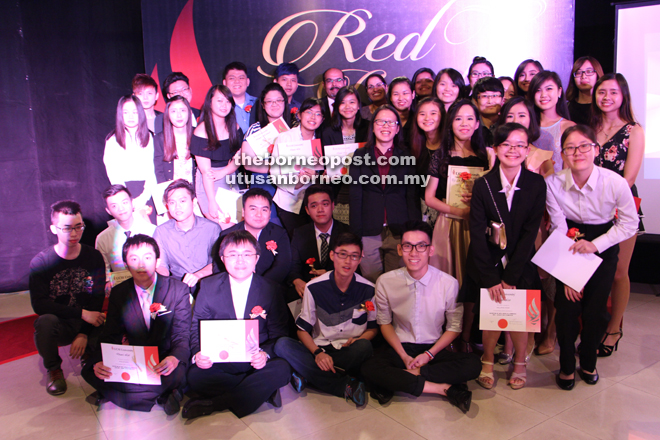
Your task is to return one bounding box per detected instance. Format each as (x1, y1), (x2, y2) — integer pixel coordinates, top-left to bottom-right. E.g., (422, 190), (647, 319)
(46, 368), (67, 396)
(290, 371), (307, 393)
(344, 378), (367, 407)
(445, 384), (472, 413)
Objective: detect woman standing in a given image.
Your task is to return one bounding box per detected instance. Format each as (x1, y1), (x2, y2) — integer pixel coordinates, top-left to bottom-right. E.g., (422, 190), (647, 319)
(514, 59), (543, 97)
(154, 95), (195, 185)
(360, 74), (388, 120)
(566, 57), (604, 125)
(433, 68), (466, 112)
(387, 77), (415, 139)
(411, 67), (435, 106)
(467, 56), (494, 90)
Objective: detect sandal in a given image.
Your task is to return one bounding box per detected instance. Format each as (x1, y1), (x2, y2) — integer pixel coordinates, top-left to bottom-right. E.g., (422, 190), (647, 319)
(498, 350), (514, 365)
(508, 362), (527, 390)
(477, 357), (495, 389)
(597, 331), (623, 357)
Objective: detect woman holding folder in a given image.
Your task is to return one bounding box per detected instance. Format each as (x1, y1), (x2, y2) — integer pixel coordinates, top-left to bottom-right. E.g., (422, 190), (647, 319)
(546, 125), (638, 390)
(462, 123), (546, 390)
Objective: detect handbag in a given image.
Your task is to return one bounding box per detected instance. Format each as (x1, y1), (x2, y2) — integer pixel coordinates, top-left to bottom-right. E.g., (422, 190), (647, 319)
(484, 178), (507, 250)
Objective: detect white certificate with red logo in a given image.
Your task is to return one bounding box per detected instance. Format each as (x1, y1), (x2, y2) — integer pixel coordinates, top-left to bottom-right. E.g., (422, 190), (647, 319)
(277, 138), (325, 173)
(101, 343), (161, 385)
(245, 117), (290, 157)
(479, 289), (541, 333)
(324, 142), (365, 176)
(200, 320), (260, 363)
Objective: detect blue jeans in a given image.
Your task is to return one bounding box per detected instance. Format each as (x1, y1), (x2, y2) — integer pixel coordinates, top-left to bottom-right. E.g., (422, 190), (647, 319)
(274, 336), (373, 397)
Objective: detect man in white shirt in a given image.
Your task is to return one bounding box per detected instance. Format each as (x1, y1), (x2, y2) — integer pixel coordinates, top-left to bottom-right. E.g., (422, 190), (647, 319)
(361, 221), (480, 412)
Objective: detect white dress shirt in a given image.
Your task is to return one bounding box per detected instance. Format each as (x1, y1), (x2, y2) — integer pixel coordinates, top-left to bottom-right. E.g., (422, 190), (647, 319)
(314, 221), (334, 260)
(95, 216), (156, 276)
(230, 274), (253, 319)
(499, 166), (521, 211)
(327, 97), (335, 116)
(375, 266), (462, 344)
(546, 167), (638, 253)
(135, 275), (157, 330)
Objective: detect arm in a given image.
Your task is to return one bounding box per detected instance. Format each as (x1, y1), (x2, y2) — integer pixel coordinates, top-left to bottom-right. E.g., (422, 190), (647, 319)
(197, 156), (222, 221)
(380, 324), (414, 367)
(103, 136), (125, 186)
(591, 175), (639, 253)
(544, 176), (568, 237)
(182, 263), (213, 287)
(133, 135), (157, 208)
(153, 133), (167, 183)
(623, 124), (645, 188)
(424, 176), (467, 219)
(153, 228), (171, 276)
(466, 179), (501, 288)
(167, 280), (193, 365)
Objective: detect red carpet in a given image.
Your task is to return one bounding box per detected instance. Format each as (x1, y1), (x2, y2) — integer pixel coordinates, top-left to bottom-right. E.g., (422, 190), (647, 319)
(0, 314), (38, 365)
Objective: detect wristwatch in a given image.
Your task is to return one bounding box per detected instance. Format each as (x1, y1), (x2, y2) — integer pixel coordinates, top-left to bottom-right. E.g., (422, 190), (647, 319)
(313, 347), (325, 356)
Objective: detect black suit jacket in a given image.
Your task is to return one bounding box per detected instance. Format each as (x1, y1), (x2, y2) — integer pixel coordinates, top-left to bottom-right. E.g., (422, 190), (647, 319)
(320, 119), (370, 148)
(320, 96), (332, 124)
(348, 145), (421, 237)
(465, 166), (546, 288)
(191, 272), (288, 357)
(214, 222), (292, 284)
(288, 220), (351, 284)
(153, 132), (197, 185)
(99, 275), (192, 365)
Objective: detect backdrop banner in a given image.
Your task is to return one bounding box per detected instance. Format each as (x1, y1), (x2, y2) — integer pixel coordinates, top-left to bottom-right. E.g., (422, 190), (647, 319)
(142, 0), (575, 110)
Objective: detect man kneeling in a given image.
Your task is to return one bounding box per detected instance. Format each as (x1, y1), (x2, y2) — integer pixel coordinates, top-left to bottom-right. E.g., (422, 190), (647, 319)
(275, 232), (376, 407)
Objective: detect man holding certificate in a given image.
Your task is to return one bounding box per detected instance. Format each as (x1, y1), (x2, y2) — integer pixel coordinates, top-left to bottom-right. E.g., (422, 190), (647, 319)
(82, 234), (191, 415)
(184, 230), (290, 419)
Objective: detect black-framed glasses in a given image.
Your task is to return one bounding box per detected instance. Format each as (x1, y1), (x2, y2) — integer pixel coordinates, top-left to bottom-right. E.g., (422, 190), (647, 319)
(478, 93), (502, 102)
(401, 242), (430, 253)
(470, 71), (493, 78)
(562, 142), (598, 155)
(498, 142), (529, 150)
(333, 251), (360, 261)
(55, 225), (85, 234)
(574, 69), (596, 77)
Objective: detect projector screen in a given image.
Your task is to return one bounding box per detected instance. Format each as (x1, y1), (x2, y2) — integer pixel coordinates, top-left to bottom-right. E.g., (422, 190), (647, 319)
(616, 1), (660, 233)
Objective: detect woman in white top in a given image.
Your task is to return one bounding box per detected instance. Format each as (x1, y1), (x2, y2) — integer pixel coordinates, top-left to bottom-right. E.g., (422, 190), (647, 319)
(103, 95), (157, 220)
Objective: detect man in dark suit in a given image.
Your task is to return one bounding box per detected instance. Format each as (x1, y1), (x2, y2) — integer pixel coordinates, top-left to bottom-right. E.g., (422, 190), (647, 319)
(215, 189), (291, 285)
(319, 67), (347, 123)
(183, 231), (291, 419)
(289, 185), (351, 297)
(82, 235), (191, 415)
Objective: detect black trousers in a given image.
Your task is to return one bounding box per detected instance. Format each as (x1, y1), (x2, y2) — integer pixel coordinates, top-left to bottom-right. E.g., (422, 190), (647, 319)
(33, 314), (99, 371)
(554, 220), (619, 375)
(361, 343), (481, 396)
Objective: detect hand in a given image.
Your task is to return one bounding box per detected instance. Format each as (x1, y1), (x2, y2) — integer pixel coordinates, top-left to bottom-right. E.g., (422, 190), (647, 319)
(70, 334), (87, 359)
(342, 337), (357, 348)
(183, 273), (200, 287)
(251, 350), (268, 370)
(569, 239), (598, 255)
(93, 362), (112, 380)
(502, 281), (516, 290)
(459, 206), (471, 221)
(207, 202), (220, 222)
(460, 192), (473, 204)
(487, 283), (506, 303)
(81, 310), (105, 327)
(293, 279), (306, 298)
(309, 269), (327, 278)
(105, 280), (113, 296)
(154, 356), (179, 376)
(564, 285), (583, 302)
(315, 352), (335, 373)
(194, 352), (213, 369)
(409, 352), (431, 369)
(401, 354), (415, 370)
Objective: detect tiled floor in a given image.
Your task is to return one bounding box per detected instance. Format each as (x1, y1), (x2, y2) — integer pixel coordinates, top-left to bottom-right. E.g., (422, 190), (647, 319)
(2, 285), (660, 440)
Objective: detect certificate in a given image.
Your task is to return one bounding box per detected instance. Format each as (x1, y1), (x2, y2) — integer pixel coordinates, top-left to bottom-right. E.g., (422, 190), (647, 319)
(110, 270), (132, 287)
(277, 139), (324, 173)
(245, 117), (290, 157)
(101, 343), (161, 385)
(446, 165), (485, 211)
(200, 320), (260, 363)
(324, 142), (366, 176)
(215, 187), (244, 223)
(531, 230), (603, 292)
(151, 181), (172, 215)
(479, 289), (541, 332)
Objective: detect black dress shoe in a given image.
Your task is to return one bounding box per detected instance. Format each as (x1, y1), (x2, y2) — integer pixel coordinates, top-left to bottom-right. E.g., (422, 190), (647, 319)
(556, 374), (575, 390)
(369, 388), (394, 405)
(162, 393), (180, 415)
(445, 384), (472, 413)
(290, 372), (307, 393)
(580, 368), (599, 385)
(46, 368), (67, 396)
(182, 398), (215, 419)
(267, 389), (282, 408)
(86, 391), (105, 406)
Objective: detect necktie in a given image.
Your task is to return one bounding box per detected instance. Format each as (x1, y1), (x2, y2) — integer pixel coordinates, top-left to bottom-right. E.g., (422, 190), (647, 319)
(140, 289), (151, 330)
(320, 233), (330, 266)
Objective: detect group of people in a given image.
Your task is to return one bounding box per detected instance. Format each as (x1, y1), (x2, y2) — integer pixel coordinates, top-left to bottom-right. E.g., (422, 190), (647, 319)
(28, 55), (643, 418)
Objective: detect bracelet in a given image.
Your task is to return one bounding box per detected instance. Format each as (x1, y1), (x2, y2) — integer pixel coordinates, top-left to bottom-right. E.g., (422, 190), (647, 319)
(425, 350), (434, 360)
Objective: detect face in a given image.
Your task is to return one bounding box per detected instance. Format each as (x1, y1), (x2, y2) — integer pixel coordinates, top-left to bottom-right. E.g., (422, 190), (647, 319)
(305, 192), (334, 226)
(166, 188), (195, 223)
(274, 74), (298, 99)
(416, 102), (441, 133)
(134, 86), (158, 111)
(436, 73), (460, 106)
(561, 130), (598, 173)
(475, 90), (503, 118)
(390, 83), (414, 112)
(517, 63), (540, 93)
(323, 68), (346, 99)
(168, 101), (190, 128)
(574, 60), (598, 92)
(299, 105), (323, 133)
(452, 105), (480, 141)
(366, 76), (387, 103)
(595, 79), (623, 114)
(105, 191), (133, 223)
(330, 244), (362, 279)
(167, 80), (193, 103)
(534, 79), (561, 111)
(414, 72), (434, 97)
(243, 196), (271, 231)
(50, 213), (84, 247)
(125, 244), (158, 285)
(373, 109), (400, 143)
(222, 242), (259, 282)
(500, 79), (515, 104)
(262, 90), (286, 119)
(505, 102), (531, 129)
(469, 63), (493, 87)
(211, 90), (232, 118)
(338, 93), (359, 120)
(398, 230), (432, 273)
(122, 100), (139, 129)
(223, 69), (250, 98)
(494, 129), (529, 169)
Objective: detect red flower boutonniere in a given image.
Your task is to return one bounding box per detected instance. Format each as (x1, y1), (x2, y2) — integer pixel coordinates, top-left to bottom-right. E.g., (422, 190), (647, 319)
(245, 105), (252, 113)
(249, 305), (267, 319)
(267, 144), (275, 155)
(290, 107), (299, 116)
(359, 300), (375, 312)
(566, 227), (585, 242)
(460, 171), (472, 181)
(266, 240), (278, 255)
(306, 257), (316, 270)
(149, 303), (167, 320)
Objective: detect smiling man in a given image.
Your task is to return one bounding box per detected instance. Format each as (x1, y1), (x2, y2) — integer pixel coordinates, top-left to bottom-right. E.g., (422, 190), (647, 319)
(320, 67), (347, 120)
(472, 77), (504, 146)
(223, 61), (257, 133)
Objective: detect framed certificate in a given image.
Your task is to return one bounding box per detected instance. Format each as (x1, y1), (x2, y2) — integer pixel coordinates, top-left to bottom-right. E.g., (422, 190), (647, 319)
(101, 343), (161, 385)
(324, 142), (366, 176)
(479, 289), (541, 333)
(200, 319), (260, 363)
(446, 165), (485, 209)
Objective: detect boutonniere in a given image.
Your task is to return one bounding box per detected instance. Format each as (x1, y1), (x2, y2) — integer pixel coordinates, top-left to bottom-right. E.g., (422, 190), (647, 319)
(306, 257), (316, 270)
(290, 107), (299, 116)
(249, 305), (267, 319)
(359, 300), (375, 312)
(566, 227), (584, 242)
(266, 240), (278, 255)
(245, 105), (252, 113)
(267, 144), (275, 155)
(149, 303), (167, 320)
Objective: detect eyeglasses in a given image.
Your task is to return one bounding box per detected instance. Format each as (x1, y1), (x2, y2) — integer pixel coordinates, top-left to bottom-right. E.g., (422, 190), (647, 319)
(55, 225), (85, 234)
(169, 86), (190, 96)
(325, 78), (345, 85)
(302, 110), (323, 118)
(223, 253), (257, 261)
(478, 93), (502, 102)
(498, 142), (529, 150)
(333, 251), (360, 261)
(367, 82), (386, 90)
(574, 69), (596, 78)
(470, 71), (493, 78)
(401, 242), (430, 253)
(374, 119), (398, 127)
(263, 99), (285, 106)
(562, 142), (598, 155)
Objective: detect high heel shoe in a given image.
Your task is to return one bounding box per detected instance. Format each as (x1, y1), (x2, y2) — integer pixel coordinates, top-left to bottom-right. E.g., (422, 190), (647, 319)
(476, 357), (495, 389)
(597, 331), (622, 357)
(525, 344), (535, 363)
(508, 362), (527, 390)
(498, 350), (514, 365)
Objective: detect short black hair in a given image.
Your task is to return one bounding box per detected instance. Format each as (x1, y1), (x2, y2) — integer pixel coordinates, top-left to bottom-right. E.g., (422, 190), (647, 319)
(50, 200), (81, 224)
(274, 63), (299, 78)
(242, 188), (272, 208)
(122, 234), (160, 264)
(472, 77), (504, 98)
(162, 72), (190, 100)
(163, 179), (195, 205)
(401, 220), (433, 243)
(219, 230), (260, 257)
(223, 61), (248, 80)
(330, 232), (363, 253)
(102, 184), (132, 201)
(303, 184), (334, 208)
(493, 122), (528, 147)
